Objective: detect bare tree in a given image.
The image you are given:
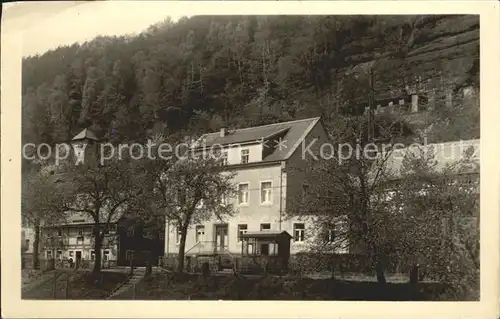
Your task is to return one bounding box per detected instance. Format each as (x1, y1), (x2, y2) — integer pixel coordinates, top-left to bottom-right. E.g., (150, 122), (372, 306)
(54, 151), (145, 275)
(390, 143), (479, 299)
(287, 113), (413, 283)
(142, 139), (237, 272)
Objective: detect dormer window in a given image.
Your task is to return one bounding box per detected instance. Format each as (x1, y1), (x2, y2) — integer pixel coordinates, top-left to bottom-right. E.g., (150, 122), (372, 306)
(221, 151), (228, 165)
(241, 149), (249, 164)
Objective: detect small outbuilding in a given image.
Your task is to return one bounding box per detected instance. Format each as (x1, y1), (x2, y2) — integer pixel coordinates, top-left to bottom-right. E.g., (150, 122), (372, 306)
(239, 230), (292, 274)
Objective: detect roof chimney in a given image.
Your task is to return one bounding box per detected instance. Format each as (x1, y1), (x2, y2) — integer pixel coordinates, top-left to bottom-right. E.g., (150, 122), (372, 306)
(220, 128), (226, 137)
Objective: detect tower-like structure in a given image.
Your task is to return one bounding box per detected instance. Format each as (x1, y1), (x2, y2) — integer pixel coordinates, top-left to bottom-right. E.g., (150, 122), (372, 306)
(71, 128), (99, 165)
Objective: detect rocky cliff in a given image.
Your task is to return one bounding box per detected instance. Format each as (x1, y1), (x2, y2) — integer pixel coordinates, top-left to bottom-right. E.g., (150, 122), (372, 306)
(21, 15), (479, 144)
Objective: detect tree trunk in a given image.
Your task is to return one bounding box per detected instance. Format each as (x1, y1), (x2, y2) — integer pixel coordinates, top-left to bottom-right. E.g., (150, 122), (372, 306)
(92, 227), (102, 275)
(371, 244), (387, 284)
(409, 264), (419, 284)
(33, 220), (40, 269)
(176, 228), (187, 273)
(375, 261), (386, 284)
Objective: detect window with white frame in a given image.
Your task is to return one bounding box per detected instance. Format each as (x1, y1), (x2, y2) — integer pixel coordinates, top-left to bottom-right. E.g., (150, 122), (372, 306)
(325, 227), (335, 243)
(293, 223), (305, 242)
(104, 250), (110, 261)
(126, 250), (135, 261)
(90, 250), (95, 261)
(221, 151), (228, 165)
(269, 242), (279, 255)
(238, 183), (249, 205)
(247, 243), (254, 254)
(127, 227), (134, 237)
(195, 225), (205, 242)
(237, 224), (248, 242)
(260, 181), (272, 204)
(241, 149), (249, 164)
(46, 250), (53, 259)
(260, 223), (271, 231)
(77, 228), (83, 236)
(56, 250), (62, 260)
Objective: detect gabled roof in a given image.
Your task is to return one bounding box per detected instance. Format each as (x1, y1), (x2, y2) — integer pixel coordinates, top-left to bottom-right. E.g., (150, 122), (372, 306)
(383, 139), (479, 179)
(44, 209), (125, 227)
(72, 128), (99, 142)
(194, 117), (322, 162)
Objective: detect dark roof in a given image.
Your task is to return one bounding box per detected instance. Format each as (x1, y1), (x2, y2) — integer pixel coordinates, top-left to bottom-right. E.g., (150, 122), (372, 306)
(241, 230), (292, 239)
(72, 128), (99, 141)
(45, 209), (125, 227)
(194, 117), (322, 162)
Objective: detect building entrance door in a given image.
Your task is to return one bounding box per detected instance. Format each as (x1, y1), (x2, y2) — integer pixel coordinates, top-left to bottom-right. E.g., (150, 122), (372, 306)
(75, 251), (82, 268)
(214, 224), (228, 253)
(261, 243), (269, 256)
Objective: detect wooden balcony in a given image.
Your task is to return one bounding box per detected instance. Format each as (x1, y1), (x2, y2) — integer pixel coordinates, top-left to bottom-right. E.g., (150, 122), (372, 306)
(43, 237), (68, 247)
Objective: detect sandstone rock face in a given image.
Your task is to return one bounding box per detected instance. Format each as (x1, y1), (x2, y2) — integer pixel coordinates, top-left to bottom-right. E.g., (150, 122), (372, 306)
(328, 15), (479, 142)
(337, 15), (479, 101)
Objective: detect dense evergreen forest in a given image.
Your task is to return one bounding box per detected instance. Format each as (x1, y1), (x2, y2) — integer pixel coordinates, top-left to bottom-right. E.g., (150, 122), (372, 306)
(22, 14), (479, 147)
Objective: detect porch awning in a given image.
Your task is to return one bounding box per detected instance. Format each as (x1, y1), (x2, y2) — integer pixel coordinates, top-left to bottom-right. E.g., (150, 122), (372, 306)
(241, 230), (292, 239)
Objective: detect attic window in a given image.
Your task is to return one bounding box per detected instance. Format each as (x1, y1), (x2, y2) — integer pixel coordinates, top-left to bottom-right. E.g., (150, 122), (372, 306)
(73, 219), (85, 223)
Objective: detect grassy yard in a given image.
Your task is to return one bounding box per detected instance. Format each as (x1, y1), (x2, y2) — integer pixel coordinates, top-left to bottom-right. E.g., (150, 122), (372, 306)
(115, 272), (452, 301)
(22, 270), (128, 299)
(22, 269), (52, 288)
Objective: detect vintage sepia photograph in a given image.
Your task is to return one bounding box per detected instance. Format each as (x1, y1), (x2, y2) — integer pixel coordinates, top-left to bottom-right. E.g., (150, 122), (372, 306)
(17, 7), (481, 301)
(2, 2), (498, 317)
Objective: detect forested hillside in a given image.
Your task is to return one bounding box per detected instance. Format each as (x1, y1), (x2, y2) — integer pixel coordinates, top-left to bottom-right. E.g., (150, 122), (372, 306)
(22, 15), (479, 146)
